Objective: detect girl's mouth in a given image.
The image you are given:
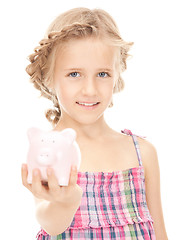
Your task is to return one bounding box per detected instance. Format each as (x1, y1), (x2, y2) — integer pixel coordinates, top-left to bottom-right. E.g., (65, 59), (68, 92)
(76, 102), (100, 110)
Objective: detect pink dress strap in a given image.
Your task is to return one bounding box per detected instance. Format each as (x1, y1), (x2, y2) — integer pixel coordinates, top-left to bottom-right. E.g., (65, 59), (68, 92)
(121, 128), (147, 167)
(121, 129), (146, 139)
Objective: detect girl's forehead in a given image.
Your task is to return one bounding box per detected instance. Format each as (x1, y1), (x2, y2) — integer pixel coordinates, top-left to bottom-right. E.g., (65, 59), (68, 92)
(58, 37), (118, 52)
(55, 38), (120, 67)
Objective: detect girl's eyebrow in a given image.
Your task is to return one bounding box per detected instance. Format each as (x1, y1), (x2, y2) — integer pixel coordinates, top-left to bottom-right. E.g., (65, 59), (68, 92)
(64, 68), (113, 72)
(97, 68), (113, 72)
(64, 68), (82, 71)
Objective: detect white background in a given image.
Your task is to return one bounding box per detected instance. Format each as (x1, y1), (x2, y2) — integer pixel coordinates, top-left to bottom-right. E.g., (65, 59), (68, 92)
(0, 0), (175, 239)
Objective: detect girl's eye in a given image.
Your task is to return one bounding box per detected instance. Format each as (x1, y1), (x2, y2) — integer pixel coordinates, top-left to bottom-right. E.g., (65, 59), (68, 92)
(69, 72), (80, 77)
(98, 72), (109, 78)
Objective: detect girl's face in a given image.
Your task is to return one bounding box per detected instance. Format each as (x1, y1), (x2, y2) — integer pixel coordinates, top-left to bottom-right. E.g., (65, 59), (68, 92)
(53, 37), (120, 126)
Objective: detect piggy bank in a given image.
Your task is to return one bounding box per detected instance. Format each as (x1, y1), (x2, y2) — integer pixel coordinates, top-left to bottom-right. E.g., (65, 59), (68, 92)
(26, 127), (81, 186)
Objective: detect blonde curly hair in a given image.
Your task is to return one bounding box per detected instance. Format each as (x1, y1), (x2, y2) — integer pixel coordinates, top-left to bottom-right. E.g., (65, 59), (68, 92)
(26, 7), (133, 126)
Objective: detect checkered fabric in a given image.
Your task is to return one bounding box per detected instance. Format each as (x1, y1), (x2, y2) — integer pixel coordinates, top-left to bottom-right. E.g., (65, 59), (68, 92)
(36, 129), (156, 239)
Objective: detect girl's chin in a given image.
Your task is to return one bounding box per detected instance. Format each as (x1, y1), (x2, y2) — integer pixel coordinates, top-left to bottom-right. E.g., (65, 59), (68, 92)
(74, 113), (105, 125)
(58, 103), (108, 124)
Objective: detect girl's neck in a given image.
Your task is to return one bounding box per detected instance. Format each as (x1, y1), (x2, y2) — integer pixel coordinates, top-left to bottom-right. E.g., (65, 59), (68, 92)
(54, 115), (113, 141)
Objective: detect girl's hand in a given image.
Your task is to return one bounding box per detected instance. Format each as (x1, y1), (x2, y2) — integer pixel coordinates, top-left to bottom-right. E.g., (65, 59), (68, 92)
(21, 164), (83, 206)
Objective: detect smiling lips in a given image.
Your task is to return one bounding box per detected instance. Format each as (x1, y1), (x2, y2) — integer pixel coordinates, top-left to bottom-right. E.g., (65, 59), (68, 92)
(77, 102), (100, 106)
(76, 102), (100, 109)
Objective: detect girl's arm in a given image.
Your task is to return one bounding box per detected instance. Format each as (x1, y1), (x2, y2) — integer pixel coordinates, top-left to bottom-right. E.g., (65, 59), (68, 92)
(21, 165), (83, 236)
(34, 197), (80, 236)
(139, 138), (168, 240)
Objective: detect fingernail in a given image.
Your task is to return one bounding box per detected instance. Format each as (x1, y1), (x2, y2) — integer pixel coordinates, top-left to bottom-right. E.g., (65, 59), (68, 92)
(34, 169), (38, 176)
(47, 168), (52, 176)
(22, 164), (26, 170)
(72, 166), (77, 171)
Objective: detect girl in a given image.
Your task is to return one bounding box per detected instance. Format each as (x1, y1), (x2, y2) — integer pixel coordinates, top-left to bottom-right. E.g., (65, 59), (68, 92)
(21, 7), (168, 240)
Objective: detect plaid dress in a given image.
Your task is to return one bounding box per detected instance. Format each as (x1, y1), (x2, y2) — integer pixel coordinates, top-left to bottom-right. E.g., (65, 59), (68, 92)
(36, 129), (156, 239)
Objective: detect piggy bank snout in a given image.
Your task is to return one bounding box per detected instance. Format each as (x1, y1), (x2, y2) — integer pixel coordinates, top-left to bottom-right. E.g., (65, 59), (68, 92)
(37, 148), (53, 165)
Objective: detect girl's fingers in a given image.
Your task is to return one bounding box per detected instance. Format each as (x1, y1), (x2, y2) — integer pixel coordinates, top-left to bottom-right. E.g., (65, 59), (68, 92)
(21, 164), (50, 201)
(47, 168), (60, 192)
(21, 164), (32, 191)
(31, 168), (46, 199)
(69, 166), (78, 186)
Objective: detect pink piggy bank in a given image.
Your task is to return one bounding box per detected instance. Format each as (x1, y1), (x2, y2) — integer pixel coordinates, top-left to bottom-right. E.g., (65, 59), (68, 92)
(26, 127), (81, 186)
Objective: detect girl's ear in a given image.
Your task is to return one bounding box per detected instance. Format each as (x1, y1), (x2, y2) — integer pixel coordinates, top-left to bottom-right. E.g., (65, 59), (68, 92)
(113, 79), (118, 93)
(60, 128), (77, 144)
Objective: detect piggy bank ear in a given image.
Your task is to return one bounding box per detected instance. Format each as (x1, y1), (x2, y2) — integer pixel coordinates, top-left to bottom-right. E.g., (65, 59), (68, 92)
(60, 128), (77, 144)
(27, 127), (42, 142)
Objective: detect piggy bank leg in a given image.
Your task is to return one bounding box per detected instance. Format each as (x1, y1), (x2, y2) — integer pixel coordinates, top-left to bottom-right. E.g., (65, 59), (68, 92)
(59, 179), (69, 186)
(57, 167), (71, 186)
(59, 174), (70, 186)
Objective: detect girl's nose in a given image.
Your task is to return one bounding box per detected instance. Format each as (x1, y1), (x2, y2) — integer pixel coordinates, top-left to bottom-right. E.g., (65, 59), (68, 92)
(81, 77), (98, 96)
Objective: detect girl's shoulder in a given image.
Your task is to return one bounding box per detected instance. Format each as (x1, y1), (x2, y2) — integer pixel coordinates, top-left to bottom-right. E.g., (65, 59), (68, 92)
(111, 128), (147, 144)
(118, 128), (158, 170)
(138, 135), (158, 168)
